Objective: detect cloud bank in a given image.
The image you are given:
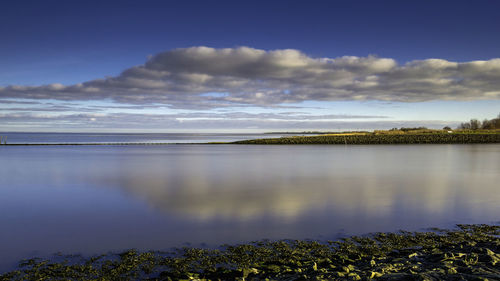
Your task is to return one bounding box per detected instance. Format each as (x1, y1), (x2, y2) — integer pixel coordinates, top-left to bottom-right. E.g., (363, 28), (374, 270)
(0, 111), (455, 132)
(1, 47), (500, 108)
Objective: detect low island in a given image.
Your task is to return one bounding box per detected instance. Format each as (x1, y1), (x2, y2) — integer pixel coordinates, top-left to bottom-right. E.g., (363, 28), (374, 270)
(232, 129), (500, 145)
(234, 116), (500, 145)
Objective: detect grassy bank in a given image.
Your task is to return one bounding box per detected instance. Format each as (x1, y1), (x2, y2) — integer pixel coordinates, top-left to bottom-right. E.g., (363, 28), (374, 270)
(233, 131), (500, 145)
(1, 224), (499, 280)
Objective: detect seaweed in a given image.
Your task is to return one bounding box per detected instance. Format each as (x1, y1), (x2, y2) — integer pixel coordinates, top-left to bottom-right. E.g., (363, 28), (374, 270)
(1, 224), (499, 280)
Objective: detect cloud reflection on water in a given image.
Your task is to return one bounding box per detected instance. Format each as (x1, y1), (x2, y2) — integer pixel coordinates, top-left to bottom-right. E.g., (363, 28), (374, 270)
(96, 145), (500, 223)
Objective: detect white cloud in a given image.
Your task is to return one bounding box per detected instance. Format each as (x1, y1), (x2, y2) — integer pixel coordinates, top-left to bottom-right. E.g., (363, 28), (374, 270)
(1, 47), (499, 108)
(0, 111), (459, 132)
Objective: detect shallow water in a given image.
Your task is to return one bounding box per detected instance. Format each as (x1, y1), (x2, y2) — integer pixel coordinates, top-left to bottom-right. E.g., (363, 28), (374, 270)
(0, 144), (499, 271)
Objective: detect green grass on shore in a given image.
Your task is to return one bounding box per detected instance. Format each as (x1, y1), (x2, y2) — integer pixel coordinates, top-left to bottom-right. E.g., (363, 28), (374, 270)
(233, 131), (500, 145)
(2, 224), (499, 280)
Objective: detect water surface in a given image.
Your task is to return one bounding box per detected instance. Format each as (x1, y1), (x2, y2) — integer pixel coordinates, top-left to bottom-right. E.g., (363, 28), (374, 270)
(0, 144), (499, 271)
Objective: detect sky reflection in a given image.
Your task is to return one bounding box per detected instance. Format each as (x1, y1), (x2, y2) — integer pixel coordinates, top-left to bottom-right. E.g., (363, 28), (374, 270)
(1, 144), (499, 270)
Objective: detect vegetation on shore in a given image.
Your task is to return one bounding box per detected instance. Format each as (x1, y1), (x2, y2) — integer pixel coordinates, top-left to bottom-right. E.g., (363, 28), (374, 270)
(263, 114), (500, 136)
(233, 130), (500, 145)
(235, 114), (500, 145)
(458, 114), (500, 130)
(1, 224), (499, 280)
(238, 114), (500, 145)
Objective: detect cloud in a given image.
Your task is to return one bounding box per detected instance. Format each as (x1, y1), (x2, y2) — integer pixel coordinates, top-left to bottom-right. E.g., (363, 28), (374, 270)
(0, 112), (454, 132)
(1, 47), (500, 108)
(0, 111), (386, 123)
(0, 105), (97, 112)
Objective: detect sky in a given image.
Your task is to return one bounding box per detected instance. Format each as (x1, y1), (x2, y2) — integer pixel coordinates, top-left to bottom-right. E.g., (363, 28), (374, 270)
(1, 0), (499, 132)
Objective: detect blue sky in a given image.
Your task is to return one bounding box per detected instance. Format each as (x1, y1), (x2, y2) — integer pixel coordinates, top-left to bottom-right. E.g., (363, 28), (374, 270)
(1, 0), (499, 132)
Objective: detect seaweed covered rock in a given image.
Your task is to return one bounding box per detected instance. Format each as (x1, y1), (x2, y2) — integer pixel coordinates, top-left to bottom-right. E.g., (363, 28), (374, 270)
(1, 224), (499, 280)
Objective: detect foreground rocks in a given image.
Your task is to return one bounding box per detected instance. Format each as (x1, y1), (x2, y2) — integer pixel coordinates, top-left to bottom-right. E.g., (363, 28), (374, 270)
(1, 224), (499, 280)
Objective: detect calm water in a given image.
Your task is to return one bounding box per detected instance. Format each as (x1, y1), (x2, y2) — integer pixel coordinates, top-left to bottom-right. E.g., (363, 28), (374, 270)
(0, 143), (499, 271)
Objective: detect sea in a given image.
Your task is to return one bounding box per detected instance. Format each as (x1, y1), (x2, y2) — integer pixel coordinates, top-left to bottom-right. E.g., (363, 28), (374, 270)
(0, 132), (499, 271)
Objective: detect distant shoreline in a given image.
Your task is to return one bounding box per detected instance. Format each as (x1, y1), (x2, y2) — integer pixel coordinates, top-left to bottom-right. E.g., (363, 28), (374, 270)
(234, 130), (500, 145)
(1, 130), (500, 146)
